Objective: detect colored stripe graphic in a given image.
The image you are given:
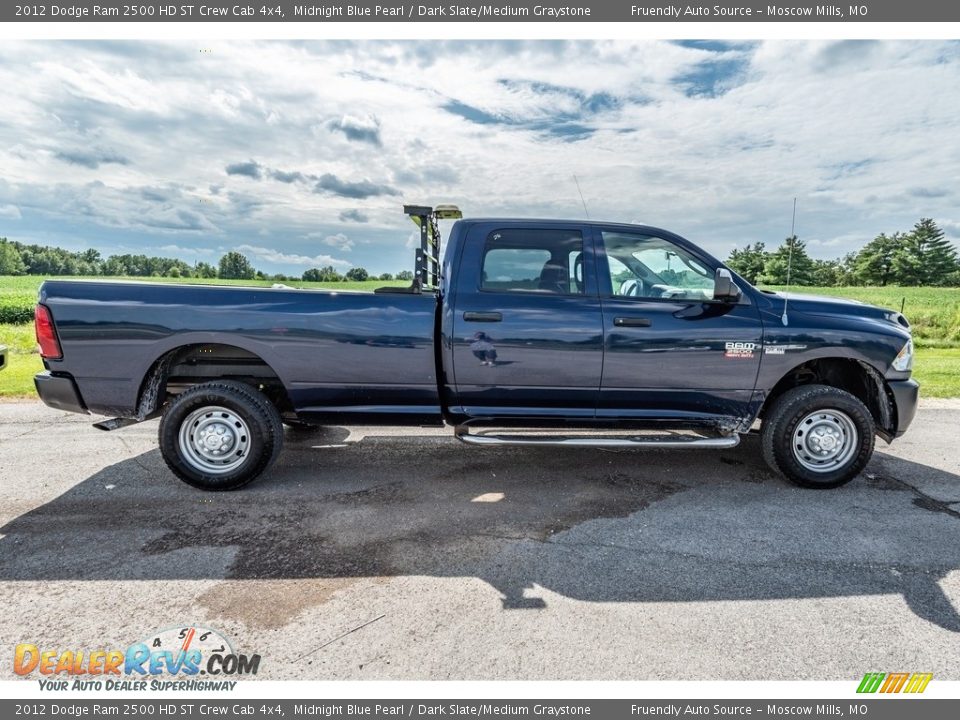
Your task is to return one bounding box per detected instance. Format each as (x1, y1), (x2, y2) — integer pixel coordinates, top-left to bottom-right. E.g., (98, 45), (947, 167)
(881, 672), (910, 693)
(857, 673), (886, 693)
(857, 672), (932, 694)
(904, 673), (933, 694)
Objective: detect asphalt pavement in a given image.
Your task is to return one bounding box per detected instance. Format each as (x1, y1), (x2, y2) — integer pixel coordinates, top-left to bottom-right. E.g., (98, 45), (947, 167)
(0, 400), (958, 680)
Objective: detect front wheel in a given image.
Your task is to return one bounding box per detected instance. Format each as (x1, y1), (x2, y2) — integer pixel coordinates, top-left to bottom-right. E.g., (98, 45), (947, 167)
(761, 384), (875, 489)
(159, 381), (284, 491)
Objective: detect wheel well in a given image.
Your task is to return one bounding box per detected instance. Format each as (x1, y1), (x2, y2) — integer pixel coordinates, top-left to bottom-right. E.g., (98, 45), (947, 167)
(761, 357), (896, 438)
(136, 344), (294, 418)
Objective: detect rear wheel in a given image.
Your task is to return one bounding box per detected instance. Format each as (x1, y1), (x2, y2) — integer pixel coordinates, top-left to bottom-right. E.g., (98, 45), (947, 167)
(159, 381), (283, 491)
(761, 384), (875, 489)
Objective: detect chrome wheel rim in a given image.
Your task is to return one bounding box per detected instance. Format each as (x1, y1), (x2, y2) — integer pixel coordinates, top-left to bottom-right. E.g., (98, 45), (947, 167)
(792, 409), (858, 473)
(178, 406), (250, 475)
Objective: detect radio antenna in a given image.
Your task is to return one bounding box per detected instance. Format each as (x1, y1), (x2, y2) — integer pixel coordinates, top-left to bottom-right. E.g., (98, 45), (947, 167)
(573, 175), (590, 219)
(781, 197), (797, 327)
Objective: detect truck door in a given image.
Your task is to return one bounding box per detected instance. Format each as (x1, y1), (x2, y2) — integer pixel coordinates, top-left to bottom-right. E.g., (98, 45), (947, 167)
(595, 227), (763, 424)
(450, 223), (604, 418)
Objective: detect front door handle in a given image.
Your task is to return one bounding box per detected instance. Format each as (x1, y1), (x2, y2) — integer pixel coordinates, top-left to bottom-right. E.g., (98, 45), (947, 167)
(464, 311), (502, 322)
(614, 317), (652, 327)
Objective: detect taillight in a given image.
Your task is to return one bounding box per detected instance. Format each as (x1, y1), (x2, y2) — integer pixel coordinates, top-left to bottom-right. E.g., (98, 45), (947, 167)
(35, 304), (62, 360)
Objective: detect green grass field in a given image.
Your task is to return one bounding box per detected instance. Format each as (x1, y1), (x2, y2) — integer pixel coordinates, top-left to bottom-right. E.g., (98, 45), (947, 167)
(1, 278), (958, 398)
(762, 285), (960, 348)
(0, 324), (38, 397)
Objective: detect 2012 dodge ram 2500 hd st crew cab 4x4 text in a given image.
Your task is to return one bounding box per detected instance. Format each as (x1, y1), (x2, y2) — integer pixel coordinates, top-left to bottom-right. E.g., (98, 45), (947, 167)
(33, 205), (918, 491)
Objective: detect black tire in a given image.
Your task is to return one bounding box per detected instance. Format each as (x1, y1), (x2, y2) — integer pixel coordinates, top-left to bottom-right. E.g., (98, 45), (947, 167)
(761, 384), (875, 489)
(159, 381), (283, 491)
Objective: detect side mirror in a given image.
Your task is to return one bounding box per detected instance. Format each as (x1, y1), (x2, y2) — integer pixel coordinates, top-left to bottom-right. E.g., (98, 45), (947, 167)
(713, 268), (742, 303)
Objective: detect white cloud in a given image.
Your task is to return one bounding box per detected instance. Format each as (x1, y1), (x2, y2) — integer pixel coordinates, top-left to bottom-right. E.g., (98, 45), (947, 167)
(329, 114), (382, 146)
(320, 233), (353, 252)
(158, 244), (215, 256)
(938, 219), (960, 239)
(35, 59), (172, 114)
(0, 40), (956, 272)
(0, 204), (22, 219)
(235, 244), (351, 269)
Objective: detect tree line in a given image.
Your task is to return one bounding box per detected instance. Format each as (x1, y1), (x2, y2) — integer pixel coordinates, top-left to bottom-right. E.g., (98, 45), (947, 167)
(726, 218), (959, 287)
(3, 217), (956, 287)
(0, 239), (413, 283)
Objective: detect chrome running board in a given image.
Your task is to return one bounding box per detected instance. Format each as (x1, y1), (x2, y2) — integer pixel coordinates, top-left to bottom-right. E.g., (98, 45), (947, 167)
(455, 427), (740, 449)
(93, 417), (141, 432)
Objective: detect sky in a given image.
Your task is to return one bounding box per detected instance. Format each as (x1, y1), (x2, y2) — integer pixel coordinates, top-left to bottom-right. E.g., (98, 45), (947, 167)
(0, 39), (958, 276)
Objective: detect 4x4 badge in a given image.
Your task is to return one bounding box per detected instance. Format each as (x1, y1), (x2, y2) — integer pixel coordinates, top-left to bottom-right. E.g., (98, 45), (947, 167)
(764, 344), (808, 355)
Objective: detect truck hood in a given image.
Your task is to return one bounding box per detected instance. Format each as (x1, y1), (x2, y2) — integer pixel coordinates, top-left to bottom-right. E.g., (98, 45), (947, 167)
(765, 291), (909, 329)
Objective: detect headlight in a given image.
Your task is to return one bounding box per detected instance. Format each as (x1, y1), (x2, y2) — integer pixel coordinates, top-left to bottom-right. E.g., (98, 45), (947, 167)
(892, 339), (914, 372)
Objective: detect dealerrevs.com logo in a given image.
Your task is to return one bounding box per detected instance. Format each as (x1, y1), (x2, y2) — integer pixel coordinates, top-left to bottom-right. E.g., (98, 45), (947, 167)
(14, 626), (260, 691)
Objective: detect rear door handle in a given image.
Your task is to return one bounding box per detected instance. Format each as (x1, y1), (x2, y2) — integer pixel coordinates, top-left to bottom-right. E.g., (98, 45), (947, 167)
(614, 317), (652, 327)
(463, 311), (502, 322)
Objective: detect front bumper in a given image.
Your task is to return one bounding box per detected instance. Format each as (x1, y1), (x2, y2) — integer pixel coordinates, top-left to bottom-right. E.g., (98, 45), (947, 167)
(35, 371), (89, 415)
(888, 378), (919, 437)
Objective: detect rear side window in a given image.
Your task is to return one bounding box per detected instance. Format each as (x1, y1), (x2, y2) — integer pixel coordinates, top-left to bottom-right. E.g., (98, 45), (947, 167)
(480, 229), (584, 294)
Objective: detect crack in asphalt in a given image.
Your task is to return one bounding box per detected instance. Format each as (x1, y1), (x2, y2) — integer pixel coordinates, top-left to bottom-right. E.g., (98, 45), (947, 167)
(869, 466), (960, 520)
(118, 435), (155, 472)
(2, 426), (45, 442)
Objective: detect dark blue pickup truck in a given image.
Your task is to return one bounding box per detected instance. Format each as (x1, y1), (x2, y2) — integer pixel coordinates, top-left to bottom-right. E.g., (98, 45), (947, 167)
(34, 205), (918, 491)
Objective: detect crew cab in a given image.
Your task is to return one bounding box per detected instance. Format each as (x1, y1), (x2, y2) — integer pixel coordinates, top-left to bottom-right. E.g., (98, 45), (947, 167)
(34, 206), (918, 490)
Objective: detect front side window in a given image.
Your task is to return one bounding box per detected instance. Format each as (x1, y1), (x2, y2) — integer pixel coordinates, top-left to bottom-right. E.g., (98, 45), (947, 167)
(481, 229), (584, 295)
(601, 231), (714, 301)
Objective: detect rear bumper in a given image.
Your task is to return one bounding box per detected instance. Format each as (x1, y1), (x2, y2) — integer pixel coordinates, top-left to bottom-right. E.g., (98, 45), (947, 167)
(35, 371), (89, 415)
(888, 378), (919, 437)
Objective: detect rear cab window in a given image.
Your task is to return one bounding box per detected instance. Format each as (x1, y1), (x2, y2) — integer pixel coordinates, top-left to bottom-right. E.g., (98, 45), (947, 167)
(481, 229), (585, 295)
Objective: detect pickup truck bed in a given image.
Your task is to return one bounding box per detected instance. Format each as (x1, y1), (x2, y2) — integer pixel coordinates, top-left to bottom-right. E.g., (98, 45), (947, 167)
(37, 280), (441, 423)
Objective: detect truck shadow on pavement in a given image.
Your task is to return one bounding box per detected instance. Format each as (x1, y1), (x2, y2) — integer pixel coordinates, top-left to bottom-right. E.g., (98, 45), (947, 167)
(1, 428), (958, 632)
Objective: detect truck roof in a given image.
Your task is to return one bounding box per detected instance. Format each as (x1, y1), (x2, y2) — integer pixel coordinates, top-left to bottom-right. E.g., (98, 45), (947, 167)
(455, 218), (673, 234)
